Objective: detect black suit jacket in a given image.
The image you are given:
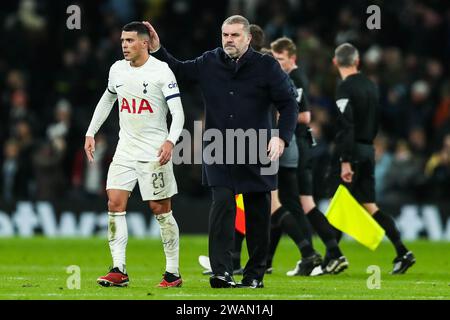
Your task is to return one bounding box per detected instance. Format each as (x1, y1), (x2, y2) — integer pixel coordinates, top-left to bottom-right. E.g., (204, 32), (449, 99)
(153, 46), (298, 193)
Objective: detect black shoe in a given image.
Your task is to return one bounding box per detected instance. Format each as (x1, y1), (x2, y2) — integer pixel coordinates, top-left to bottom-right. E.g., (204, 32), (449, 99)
(286, 252), (323, 276)
(391, 251), (416, 275)
(236, 278), (264, 289)
(323, 256), (349, 274)
(209, 272), (236, 288)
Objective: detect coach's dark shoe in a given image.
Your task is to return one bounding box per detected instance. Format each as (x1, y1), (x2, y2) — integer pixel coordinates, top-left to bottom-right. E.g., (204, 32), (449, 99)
(209, 272), (236, 288)
(391, 251), (416, 275)
(286, 252), (323, 276)
(323, 256), (349, 274)
(236, 278), (264, 289)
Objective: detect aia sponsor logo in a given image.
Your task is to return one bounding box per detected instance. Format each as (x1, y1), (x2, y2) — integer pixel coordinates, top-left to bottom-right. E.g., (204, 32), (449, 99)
(120, 98), (153, 113)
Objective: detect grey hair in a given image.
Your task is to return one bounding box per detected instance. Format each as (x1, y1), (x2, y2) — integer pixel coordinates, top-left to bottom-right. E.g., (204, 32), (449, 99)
(334, 43), (359, 67)
(222, 15), (250, 34)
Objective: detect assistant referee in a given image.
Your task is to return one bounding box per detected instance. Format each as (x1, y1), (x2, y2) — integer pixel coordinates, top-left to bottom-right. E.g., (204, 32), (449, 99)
(329, 43), (415, 274)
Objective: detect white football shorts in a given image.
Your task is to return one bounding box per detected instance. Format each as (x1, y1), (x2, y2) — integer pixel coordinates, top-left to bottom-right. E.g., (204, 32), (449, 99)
(106, 157), (178, 201)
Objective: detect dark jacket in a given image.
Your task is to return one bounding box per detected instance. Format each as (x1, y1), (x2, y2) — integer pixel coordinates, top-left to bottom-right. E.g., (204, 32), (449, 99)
(153, 46), (298, 193)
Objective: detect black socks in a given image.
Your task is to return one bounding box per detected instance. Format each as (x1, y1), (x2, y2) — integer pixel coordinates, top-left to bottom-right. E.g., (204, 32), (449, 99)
(271, 207), (314, 258)
(267, 222), (283, 268)
(307, 207), (342, 258)
(373, 210), (408, 256)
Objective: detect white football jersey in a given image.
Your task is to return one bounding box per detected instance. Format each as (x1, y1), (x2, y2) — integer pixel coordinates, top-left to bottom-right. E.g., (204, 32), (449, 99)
(108, 56), (181, 161)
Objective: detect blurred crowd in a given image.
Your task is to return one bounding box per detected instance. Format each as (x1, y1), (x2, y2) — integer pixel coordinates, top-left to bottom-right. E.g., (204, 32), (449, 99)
(0, 0), (449, 204)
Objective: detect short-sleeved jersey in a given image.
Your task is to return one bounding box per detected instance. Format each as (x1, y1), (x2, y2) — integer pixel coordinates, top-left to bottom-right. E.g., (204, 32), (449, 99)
(108, 56), (181, 161)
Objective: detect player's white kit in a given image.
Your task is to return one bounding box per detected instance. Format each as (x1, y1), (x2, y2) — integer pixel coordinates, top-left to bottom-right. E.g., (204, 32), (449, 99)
(86, 56), (184, 200)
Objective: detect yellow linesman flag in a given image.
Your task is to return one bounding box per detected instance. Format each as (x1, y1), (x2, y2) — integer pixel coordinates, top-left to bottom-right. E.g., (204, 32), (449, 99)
(325, 185), (385, 251)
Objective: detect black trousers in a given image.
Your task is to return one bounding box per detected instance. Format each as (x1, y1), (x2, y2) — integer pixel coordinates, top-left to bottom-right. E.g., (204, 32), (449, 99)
(327, 144), (376, 203)
(208, 186), (271, 281)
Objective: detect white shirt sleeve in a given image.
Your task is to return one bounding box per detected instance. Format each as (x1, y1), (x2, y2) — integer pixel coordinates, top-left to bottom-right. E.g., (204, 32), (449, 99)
(160, 65), (184, 144)
(85, 89), (117, 137)
(86, 64), (118, 137)
(161, 65), (181, 101)
(166, 97), (185, 145)
(107, 63), (117, 94)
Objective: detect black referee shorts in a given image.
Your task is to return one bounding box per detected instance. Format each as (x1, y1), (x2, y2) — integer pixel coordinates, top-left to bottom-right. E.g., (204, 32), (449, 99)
(296, 135), (314, 196)
(327, 144), (376, 203)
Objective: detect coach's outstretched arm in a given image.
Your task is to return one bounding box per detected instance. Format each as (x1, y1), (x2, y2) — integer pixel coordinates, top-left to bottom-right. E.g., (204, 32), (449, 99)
(142, 21), (202, 83)
(84, 89), (117, 162)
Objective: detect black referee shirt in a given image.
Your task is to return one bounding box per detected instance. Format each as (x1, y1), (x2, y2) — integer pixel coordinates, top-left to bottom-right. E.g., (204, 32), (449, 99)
(334, 72), (380, 162)
(289, 67), (310, 137)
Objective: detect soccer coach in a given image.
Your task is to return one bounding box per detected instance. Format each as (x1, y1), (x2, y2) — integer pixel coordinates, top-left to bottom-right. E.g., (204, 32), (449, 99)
(144, 15), (298, 288)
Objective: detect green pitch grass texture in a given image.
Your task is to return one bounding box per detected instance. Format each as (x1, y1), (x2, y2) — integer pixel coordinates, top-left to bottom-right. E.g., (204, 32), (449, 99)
(0, 236), (449, 300)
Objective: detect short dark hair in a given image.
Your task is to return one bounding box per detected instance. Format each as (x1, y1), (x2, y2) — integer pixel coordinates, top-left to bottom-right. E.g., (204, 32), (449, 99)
(334, 43), (359, 67)
(122, 21), (150, 38)
(250, 24), (265, 52)
(270, 37), (297, 57)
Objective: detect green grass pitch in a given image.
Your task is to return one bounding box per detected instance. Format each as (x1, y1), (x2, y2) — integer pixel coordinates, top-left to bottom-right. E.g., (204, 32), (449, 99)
(0, 236), (449, 300)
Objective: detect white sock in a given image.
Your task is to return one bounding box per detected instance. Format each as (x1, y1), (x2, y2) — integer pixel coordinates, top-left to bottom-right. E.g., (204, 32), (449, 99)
(108, 212), (128, 274)
(155, 211), (179, 275)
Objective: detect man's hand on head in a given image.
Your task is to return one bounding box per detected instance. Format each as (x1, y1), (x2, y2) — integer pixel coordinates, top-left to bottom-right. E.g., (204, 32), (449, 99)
(142, 21), (161, 52)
